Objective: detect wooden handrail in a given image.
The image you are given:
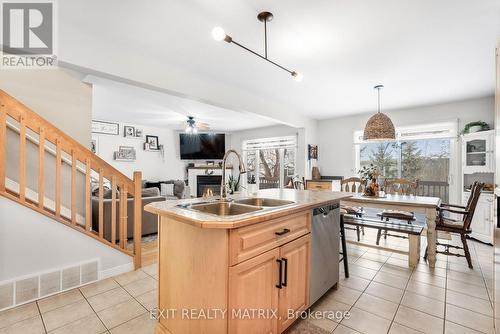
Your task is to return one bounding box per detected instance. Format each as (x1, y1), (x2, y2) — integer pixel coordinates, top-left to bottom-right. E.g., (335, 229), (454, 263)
(0, 90), (134, 190)
(0, 89), (142, 269)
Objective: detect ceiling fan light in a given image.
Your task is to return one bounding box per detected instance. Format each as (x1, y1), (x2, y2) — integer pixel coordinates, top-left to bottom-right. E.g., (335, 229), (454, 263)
(292, 71), (303, 82)
(185, 125), (193, 133)
(212, 27), (226, 41)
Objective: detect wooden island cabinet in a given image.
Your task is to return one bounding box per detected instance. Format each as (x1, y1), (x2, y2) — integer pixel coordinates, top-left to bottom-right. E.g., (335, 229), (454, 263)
(145, 189), (349, 334)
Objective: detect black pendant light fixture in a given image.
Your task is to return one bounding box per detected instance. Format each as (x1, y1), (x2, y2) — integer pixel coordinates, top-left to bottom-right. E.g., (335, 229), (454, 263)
(212, 11), (303, 81)
(363, 85), (396, 141)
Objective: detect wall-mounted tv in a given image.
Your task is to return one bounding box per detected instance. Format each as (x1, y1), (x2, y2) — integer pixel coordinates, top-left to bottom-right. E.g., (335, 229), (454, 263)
(179, 133), (226, 160)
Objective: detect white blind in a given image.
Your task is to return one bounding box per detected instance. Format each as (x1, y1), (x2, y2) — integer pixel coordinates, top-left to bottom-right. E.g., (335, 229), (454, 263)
(353, 120), (458, 144)
(242, 135), (297, 150)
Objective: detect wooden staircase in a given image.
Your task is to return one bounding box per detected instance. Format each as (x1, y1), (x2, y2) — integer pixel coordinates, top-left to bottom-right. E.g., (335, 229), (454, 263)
(0, 90), (142, 269)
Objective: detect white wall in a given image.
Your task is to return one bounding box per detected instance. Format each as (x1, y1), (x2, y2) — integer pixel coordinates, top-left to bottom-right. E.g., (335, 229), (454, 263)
(318, 97), (495, 177)
(0, 68), (92, 145)
(92, 122), (185, 182)
(0, 196), (132, 282)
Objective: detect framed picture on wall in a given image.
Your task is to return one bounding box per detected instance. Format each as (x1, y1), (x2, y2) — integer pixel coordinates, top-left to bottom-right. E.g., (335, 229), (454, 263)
(135, 128), (143, 137)
(92, 120), (119, 135)
(114, 146), (136, 161)
(124, 125), (135, 137)
(146, 135), (159, 150)
(308, 144), (318, 160)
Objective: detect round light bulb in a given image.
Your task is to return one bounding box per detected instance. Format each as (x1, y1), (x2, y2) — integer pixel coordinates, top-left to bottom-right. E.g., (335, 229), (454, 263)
(292, 71), (303, 82)
(192, 126), (198, 134)
(212, 27), (226, 41)
(185, 125), (192, 133)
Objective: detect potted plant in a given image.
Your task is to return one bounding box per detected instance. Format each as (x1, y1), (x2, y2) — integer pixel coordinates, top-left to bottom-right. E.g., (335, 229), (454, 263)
(228, 174), (240, 194)
(461, 121), (490, 134)
(359, 164), (380, 197)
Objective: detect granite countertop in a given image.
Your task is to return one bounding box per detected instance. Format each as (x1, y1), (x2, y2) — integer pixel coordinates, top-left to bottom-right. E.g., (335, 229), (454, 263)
(144, 189), (352, 229)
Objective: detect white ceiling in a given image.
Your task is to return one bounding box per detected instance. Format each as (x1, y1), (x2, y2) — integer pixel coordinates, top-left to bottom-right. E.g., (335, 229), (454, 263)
(88, 76), (278, 131)
(60, 0), (500, 120)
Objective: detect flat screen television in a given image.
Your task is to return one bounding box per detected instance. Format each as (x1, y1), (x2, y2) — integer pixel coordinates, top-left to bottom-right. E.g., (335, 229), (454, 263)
(179, 133), (225, 160)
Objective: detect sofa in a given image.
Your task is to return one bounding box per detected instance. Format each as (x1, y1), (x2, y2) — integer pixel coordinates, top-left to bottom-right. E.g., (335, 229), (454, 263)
(144, 180), (189, 199)
(91, 187), (165, 242)
(91, 180), (188, 242)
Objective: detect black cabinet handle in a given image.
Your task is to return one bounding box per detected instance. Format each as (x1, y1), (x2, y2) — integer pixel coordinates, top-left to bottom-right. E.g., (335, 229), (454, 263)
(282, 258), (288, 287)
(276, 259), (283, 289)
(275, 228), (290, 236)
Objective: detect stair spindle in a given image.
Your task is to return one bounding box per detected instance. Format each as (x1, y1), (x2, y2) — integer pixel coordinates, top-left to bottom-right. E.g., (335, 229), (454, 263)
(38, 128), (45, 209)
(111, 176), (117, 245)
(133, 171), (142, 269)
(98, 169), (104, 238)
(71, 150), (77, 225)
(119, 184), (128, 249)
(85, 158), (91, 231)
(55, 139), (61, 217)
(19, 116), (26, 201)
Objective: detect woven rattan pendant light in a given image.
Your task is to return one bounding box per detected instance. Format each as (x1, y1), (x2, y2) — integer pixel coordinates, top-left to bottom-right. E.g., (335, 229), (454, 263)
(363, 85), (395, 141)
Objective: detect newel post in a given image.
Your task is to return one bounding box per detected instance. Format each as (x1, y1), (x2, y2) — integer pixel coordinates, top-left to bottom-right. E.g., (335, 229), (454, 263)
(133, 171), (142, 269)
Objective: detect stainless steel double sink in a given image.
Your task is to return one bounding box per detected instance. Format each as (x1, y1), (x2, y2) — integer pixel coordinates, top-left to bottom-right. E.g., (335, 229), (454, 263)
(177, 198), (295, 217)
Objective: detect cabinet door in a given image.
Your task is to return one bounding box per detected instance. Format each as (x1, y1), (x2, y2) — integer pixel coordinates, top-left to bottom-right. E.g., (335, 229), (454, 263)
(487, 132), (495, 172)
(229, 248), (280, 334)
(470, 197), (494, 244)
(278, 234), (311, 333)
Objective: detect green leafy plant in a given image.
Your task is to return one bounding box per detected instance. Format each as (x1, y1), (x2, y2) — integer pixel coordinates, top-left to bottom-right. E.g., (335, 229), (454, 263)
(228, 175), (240, 194)
(358, 164), (378, 182)
(461, 121), (490, 134)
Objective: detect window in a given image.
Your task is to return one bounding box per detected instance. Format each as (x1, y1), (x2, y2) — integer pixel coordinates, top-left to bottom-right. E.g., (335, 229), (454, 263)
(243, 136), (297, 189)
(354, 121), (458, 202)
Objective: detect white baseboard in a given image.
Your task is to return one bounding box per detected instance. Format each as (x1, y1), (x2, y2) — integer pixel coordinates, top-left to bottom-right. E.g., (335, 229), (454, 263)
(99, 262), (134, 280)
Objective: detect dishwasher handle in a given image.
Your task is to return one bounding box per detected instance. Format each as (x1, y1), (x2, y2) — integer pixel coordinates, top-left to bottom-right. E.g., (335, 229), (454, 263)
(313, 204), (339, 216)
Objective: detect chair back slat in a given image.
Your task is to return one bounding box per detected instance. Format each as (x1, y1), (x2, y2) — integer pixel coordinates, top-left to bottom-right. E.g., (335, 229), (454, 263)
(293, 177), (305, 190)
(385, 178), (418, 196)
(341, 177), (366, 194)
(463, 182), (484, 231)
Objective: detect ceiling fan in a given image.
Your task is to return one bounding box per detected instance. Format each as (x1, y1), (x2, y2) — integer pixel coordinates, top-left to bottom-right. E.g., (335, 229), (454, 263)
(184, 116), (210, 133)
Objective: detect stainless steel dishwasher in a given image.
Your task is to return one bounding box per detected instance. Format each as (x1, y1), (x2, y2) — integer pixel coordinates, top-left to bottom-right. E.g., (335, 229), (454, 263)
(310, 204), (340, 305)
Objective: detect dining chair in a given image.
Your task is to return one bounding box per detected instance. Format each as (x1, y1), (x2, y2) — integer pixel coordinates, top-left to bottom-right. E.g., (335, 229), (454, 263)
(293, 176), (306, 190)
(384, 178), (419, 196)
(376, 178), (419, 245)
(340, 177), (366, 241)
(424, 181), (484, 268)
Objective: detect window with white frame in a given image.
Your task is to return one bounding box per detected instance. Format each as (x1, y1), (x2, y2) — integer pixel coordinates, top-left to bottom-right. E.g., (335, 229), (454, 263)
(242, 136), (297, 189)
(354, 121), (459, 202)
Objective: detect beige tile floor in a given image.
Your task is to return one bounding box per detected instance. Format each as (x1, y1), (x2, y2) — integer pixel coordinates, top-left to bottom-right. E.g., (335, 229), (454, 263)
(286, 229), (495, 334)
(0, 229), (494, 334)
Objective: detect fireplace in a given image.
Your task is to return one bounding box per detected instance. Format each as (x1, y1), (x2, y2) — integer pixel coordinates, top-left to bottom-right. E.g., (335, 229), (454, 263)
(197, 175), (222, 197)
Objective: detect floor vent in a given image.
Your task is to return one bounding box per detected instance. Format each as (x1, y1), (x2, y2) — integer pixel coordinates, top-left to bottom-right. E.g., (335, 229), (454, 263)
(0, 259), (99, 312)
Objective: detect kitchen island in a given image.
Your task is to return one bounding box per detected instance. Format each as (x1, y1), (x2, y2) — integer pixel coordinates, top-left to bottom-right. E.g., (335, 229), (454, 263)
(145, 189), (351, 334)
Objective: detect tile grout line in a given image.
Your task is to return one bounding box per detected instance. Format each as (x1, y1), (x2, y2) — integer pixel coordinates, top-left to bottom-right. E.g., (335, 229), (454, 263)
(337, 246), (398, 333)
(386, 263), (416, 334)
(35, 300), (48, 334)
(77, 286), (109, 333)
(442, 247), (449, 334)
(36, 295), (92, 333)
(102, 270), (156, 331)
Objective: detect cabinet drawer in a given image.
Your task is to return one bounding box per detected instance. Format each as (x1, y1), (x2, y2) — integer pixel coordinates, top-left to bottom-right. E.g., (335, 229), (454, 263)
(229, 211), (311, 266)
(306, 181), (332, 191)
